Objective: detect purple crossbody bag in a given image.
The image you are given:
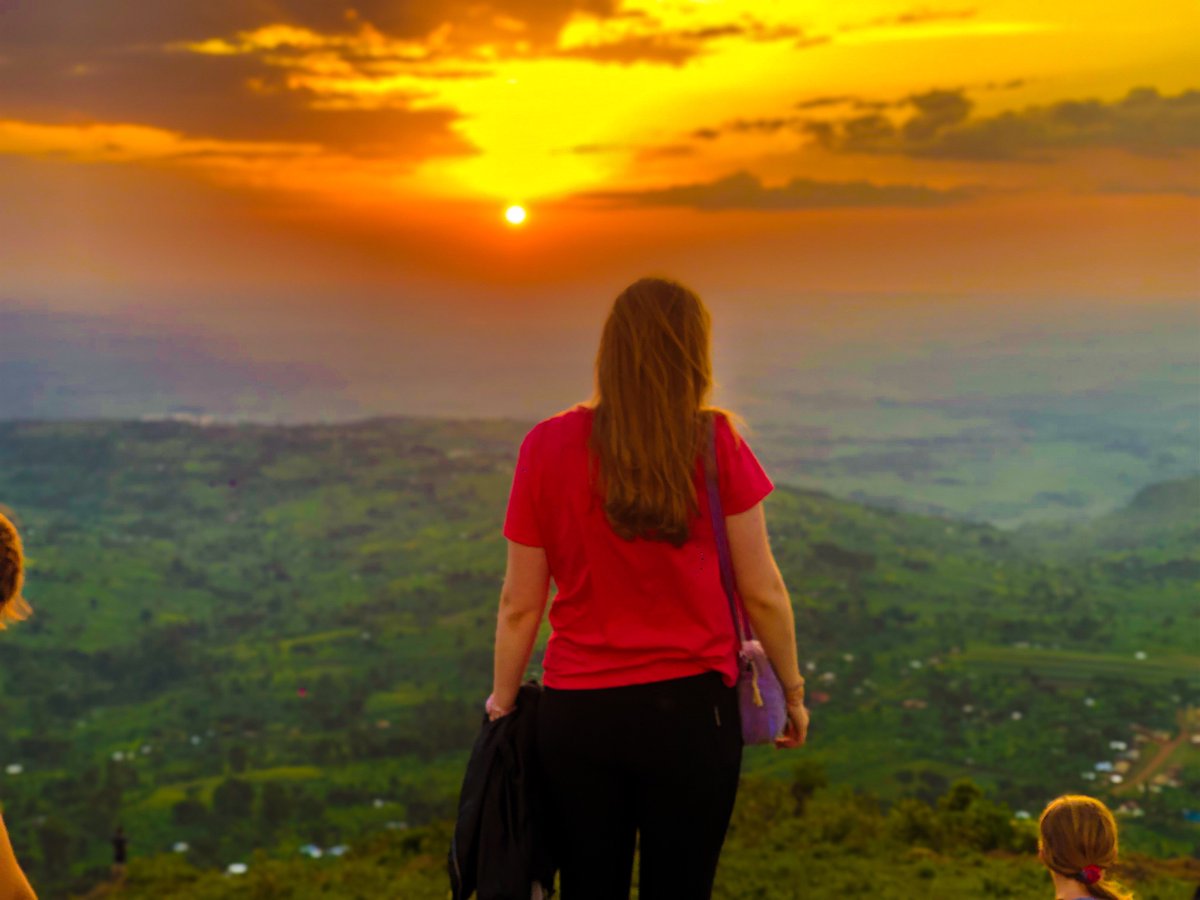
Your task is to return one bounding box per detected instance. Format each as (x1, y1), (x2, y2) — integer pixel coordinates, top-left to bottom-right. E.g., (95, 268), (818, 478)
(704, 416), (788, 744)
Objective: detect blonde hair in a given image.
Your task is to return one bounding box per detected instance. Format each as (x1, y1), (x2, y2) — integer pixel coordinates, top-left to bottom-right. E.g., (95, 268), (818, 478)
(0, 512), (32, 630)
(588, 277), (740, 547)
(1038, 795), (1132, 900)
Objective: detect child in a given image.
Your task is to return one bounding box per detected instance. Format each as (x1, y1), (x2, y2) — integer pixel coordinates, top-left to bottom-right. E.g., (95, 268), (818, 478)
(1038, 795), (1132, 900)
(1, 511), (37, 899)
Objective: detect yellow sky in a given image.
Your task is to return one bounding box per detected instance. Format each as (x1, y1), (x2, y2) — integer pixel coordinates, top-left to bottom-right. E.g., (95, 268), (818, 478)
(0, 0), (1197, 305)
(156, 0), (1200, 203)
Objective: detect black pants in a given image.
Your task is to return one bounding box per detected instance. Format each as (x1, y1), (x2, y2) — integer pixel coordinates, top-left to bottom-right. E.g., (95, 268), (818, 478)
(537, 671), (743, 900)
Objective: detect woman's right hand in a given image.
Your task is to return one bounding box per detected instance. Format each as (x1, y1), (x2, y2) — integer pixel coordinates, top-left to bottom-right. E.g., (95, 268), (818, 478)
(775, 698), (809, 749)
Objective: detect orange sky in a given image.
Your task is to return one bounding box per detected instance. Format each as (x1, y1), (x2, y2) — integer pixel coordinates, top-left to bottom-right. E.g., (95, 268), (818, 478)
(0, 0), (1197, 361)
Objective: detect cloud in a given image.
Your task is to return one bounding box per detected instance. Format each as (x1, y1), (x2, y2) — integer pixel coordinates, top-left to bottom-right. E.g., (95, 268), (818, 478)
(0, 30), (476, 162)
(634, 143), (695, 161)
(691, 116), (811, 140)
(794, 95), (859, 110)
(0, 0), (629, 161)
(1099, 182), (1200, 197)
(805, 86), (1200, 160)
(557, 141), (696, 161)
(0, 0), (814, 179)
(0, 1), (622, 53)
(579, 170), (974, 210)
(0, 119), (318, 165)
(553, 33), (706, 66)
(859, 7), (978, 28)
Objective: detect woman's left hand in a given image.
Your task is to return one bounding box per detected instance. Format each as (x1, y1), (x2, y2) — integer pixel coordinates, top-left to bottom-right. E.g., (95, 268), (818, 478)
(774, 698), (809, 749)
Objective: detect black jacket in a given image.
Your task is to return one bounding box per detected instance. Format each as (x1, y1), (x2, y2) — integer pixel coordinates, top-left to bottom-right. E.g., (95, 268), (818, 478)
(449, 681), (556, 900)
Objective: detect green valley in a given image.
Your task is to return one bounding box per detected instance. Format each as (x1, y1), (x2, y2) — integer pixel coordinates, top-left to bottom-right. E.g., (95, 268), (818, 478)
(0, 418), (1196, 897)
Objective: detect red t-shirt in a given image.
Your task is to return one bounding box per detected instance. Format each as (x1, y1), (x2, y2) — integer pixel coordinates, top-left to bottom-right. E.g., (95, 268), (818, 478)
(503, 404), (774, 690)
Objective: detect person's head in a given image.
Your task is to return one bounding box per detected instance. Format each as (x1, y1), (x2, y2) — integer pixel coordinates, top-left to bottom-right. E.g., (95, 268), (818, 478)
(1038, 795), (1131, 900)
(0, 511), (32, 630)
(589, 276), (736, 546)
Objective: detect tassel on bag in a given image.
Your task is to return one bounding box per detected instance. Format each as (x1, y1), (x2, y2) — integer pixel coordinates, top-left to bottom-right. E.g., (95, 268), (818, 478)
(750, 661), (764, 707)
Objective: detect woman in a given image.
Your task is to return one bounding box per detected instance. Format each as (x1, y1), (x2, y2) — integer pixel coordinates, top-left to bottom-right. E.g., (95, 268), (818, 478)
(1038, 795), (1132, 900)
(489, 277), (809, 899)
(1, 512), (37, 900)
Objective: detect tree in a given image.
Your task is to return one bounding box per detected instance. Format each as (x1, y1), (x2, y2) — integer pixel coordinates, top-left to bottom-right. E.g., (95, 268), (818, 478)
(37, 818), (72, 876)
(228, 744), (248, 773)
(888, 797), (941, 850)
(212, 777), (255, 821)
(790, 759), (829, 816)
(172, 799), (208, 827)
(260, 782), (293, 830)
(936, 780), (1016, 852)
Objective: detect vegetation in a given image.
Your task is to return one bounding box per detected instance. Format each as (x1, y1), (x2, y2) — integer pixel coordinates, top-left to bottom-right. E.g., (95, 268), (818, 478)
(0, 418), (1195, 897)
(106, 772), (1200, 898)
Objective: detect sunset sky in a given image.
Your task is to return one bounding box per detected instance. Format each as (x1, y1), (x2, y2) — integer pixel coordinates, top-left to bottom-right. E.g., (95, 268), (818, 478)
(0, 0), (1197, 419)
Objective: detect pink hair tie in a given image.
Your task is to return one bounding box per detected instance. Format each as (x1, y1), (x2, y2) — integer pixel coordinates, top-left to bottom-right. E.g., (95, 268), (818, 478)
(1079, 865), (1104, 885)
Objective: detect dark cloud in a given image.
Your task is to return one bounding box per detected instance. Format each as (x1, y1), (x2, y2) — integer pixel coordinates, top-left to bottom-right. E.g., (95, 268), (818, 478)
(889, 8), (976, 25)
(678, 24), (746, 41)
(1099, 182), (1200, 197)
(0, 49), (473, 160)
(691, 116), (806, 139)
(555, 33), (703, 67)
(727, 117), (799, 134)
(634, 143), (695, 160)
(901, 89), (971, 142)
(0, 0), (626, 157)
(0, 0), (795, 163)
(794, 95), (857, 110)
(0, 1), (621, 51)
(838, 7), (977, 32)
(805, 86), (1200, 160)
(552, 17), (799, 67)
(559, 141), (696, 161)
(580, 170), (974, 210)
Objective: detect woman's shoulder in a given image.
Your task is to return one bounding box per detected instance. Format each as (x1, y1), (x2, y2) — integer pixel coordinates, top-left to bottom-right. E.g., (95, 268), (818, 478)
(545, 402), (594, 424)
(709, 408), (749, 449)
(523, 404), (593, 449)
(536, 403), (592, 432)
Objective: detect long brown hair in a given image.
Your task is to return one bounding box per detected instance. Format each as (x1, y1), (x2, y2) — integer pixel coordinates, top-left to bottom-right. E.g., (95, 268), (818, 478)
(588, 276), (740, 547)
(0, 511), (32, 630)
(1038, 795), (1132, 900)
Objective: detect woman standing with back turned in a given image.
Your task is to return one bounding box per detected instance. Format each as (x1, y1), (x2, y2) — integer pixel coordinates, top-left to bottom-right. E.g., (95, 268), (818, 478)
(489, 277), (809, 899)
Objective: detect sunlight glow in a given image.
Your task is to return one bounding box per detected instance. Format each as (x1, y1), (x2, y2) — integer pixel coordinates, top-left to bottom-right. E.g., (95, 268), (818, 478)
(505, 204), (527, 225)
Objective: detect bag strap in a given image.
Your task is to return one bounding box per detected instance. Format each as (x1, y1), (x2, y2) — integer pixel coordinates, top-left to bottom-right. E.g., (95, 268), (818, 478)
(704, 414), (751, 644)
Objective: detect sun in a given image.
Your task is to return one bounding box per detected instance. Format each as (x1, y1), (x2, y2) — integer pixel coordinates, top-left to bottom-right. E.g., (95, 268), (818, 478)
(504, 204), (527, 226)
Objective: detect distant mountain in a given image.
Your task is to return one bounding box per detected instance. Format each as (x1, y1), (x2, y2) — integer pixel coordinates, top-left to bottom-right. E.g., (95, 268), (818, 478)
(1124, 476), (1200, 519)
(1017, 475), (1200, 558)
(0, 303), (354, 422)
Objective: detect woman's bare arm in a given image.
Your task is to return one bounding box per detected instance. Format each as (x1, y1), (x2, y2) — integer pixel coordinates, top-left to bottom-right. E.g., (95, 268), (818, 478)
(490, 540), (551, 714)
(725, 502), (809, 746)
